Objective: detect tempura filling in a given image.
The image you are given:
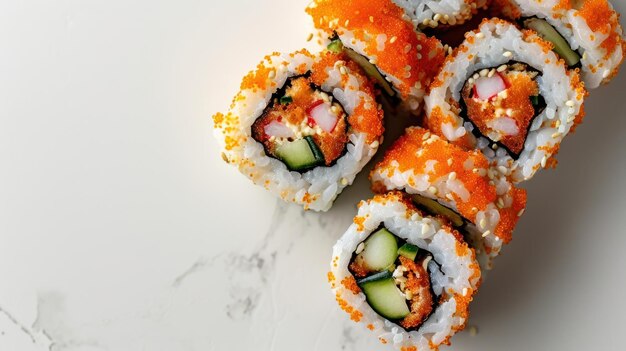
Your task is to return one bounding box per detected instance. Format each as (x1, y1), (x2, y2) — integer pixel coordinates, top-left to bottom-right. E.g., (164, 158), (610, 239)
(251, 75), (349, 171)
(460, 62), (546, 158)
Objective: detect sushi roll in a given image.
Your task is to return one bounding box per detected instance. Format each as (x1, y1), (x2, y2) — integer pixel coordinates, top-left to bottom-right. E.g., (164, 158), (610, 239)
(328, 192), (481, 350)
(370, 127), (527, 269)
(425, 18), (587, 183)
(213, 50), (384, 211)
(492, 0), (626, 88)
(306, 0), (446, 114)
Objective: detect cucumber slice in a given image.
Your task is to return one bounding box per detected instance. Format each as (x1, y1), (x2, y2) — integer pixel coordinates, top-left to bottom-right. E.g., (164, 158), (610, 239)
(359, 228), (399, 271)
(327, 39), (344, 53)
(398, 243), (419, 261)
(343, 47), (396, 96)
(359, 277), (410, 320)
(412, 195), (464, 227)
(356, 270), (392, 285)
(275, 136), (324, 171)
(524, 18), (580, 67)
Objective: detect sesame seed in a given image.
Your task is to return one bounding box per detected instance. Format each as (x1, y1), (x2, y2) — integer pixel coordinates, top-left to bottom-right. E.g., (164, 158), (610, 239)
(541, 156), (547, 168)
(339, 66), (347, 75)
(341, 178), (349, 186)
(497, 166), (508, 174)
(479, 218), (486, 228)
(345, 19), (350, 26)
(468, 77), (475, 85)
(565, 100), (575, 107)
(551, 132), (562, 139)
(428, 186), (438, 195)
(491, 144), (499, 150)
(497, 64), (507, 72)
(404, 65), (411, 71)
(517, 208), (525, 217)
(369, 16), (374, 23)
(404, 44), (412, 53)
(220, 152), (229, 163)
(462, 288), (468, 296)
(417, 44), (423, 50)
(369, 58), (378, 64)
(476, 32), (485, 39)
(471, 207), (478, 213)
(480, 69), (489, 77)
(306, 33), (313, 42)
(417, 53), (423, 59)
(370, 140), (379, 148)
(447, 158), (453, 166)
(422, 224), (430, 235)
(355, 242), (365, 254)
(603, 70), (610, 79)
(268, 70), (276, 79)
(497, 198), (504, 208)
(446, 193), (454, 201)
(503, 51), (513, 58)
(433, 14), (442, 21)
(482, 230), (491, 237)
(422, 18), (430, 26)
(422, 132), (431, 140)
(448, 172), (457, 181)
(488, 69), (496, 78)
(390, 36), (397, 43)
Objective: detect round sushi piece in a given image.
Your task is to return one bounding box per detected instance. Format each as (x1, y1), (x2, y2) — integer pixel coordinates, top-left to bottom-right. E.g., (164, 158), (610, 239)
(213, 50), (384, 211)
(306, 0), (446, 114)
(492, 0), (626, 89)
(393, 0), (489, 29)
(370, 127), (527, 269)
(425, 18), (587, 183)
(328, 192), (481, 350)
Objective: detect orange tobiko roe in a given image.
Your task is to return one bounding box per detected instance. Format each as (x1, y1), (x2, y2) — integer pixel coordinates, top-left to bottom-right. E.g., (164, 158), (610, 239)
(372, 127), (527, 243)
(306, 0), (445, 98)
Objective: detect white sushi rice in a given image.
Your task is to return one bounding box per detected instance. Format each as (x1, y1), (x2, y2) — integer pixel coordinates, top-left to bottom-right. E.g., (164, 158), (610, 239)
(330, 193), (480, 350)
(213, 51), (382, 211)
(425, 19), (586, 183)
(497, 0), (625, 88)
(393, 0), (487, 27)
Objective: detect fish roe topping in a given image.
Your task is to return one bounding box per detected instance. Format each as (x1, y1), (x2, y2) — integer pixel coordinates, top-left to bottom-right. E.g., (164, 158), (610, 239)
(341, 276), (362, 294)
(306, 0), (445, 98)
(373, 127), (496, 224)
(577, 0), (624, 58)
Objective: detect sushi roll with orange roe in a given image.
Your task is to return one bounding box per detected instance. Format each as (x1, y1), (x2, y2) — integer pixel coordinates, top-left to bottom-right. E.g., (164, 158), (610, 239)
(393, 0), (488, 29)
(492, 0), (626, 89)
(329, 192), (481, 350)
(306, 0), (446, 114)
(213, 50), (384, 211)
(370, 126), (527, 269)
(425, 19), (587, 183)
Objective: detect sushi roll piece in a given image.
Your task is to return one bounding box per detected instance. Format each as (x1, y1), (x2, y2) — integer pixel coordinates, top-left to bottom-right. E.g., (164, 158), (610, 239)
(213, 50), (384, 211)
(370, 127), (527, 269)
(328, 192), (481, 350)
(425, 18), (587, 183)
(492, 0), (626, 88)
(306, 0), (446, 114)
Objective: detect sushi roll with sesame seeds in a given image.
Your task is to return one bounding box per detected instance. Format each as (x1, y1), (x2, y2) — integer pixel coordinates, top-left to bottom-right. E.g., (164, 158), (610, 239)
(425, 18), (587, 183)
(370, 127), (527, 270)
(212, 50), (384, 211)
(328, 192), (481, 350)
(492, 0), (626, 89)
(306, 0), (446, 114)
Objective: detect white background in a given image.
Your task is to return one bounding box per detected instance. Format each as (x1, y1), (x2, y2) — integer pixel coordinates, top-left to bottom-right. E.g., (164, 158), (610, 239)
(0, 1), (625, 350)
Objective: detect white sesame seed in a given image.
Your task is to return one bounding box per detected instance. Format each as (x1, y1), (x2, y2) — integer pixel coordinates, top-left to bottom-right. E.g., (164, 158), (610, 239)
(268, 70), (276, 79)
(497, 64), (507, 72)
(422, 224), (430, 235)
(428, 186), (438, 195)
(541, 156), (547, 168)
(369, 16), (374, 23)
(339, 66), (347, 75)
(345, 19), (350, 26)
(433, 14), (442, 21)
(306, 33), (313, 42)
(503, 51), (513, 58)
(448, 172), (457, 181)
(446, 193), (454, 201)
(404, 65), (411, 71)
(404, 44), (411, 53)
(341, 178), (349, 186)
(417, 53), (423, 59)
(603, 70), (610, 79)
(476, 32), (485, 39)
(462, 288), (468, 296)
(422, 132), (431, 140)
(565, 100), (575, 107)
(355, 242), (365, 254)
(482, 230), (491, 238)
(479, 218), (486, 229)
(417, 44), (423, 50)
(517, 208), (525, 217)
(390, 36), (397, 43)
(480, 69), (489, 77)
(447, 158), (453, 166)
(497, 165), (508, 174)
(497, 198), (504, 208)
(370, 140), (379, 148)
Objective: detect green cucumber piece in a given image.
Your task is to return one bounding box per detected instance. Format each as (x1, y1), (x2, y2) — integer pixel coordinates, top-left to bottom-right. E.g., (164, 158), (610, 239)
(359, 228), (399, 271)
(412, 195), (464, 227)
(275, 136), (324, 171)
(524, 18), (580, 67)
(279, 96), (293, 104)
(327, 39), (344, 53)
(398, 243), (419, 261)
(356, 270), (392, 285)
(530, 95), (539, 106)
(359, 277), (410, 320)
(343, 47), (396, 96)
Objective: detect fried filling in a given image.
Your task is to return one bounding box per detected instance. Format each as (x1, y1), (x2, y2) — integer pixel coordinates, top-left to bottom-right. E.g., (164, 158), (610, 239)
(461, 62), (545, 156)
(251, 75), (348, 167)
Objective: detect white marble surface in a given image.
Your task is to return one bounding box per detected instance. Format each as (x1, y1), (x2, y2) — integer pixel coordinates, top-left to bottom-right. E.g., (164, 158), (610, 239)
(1, 1), (625, 350)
